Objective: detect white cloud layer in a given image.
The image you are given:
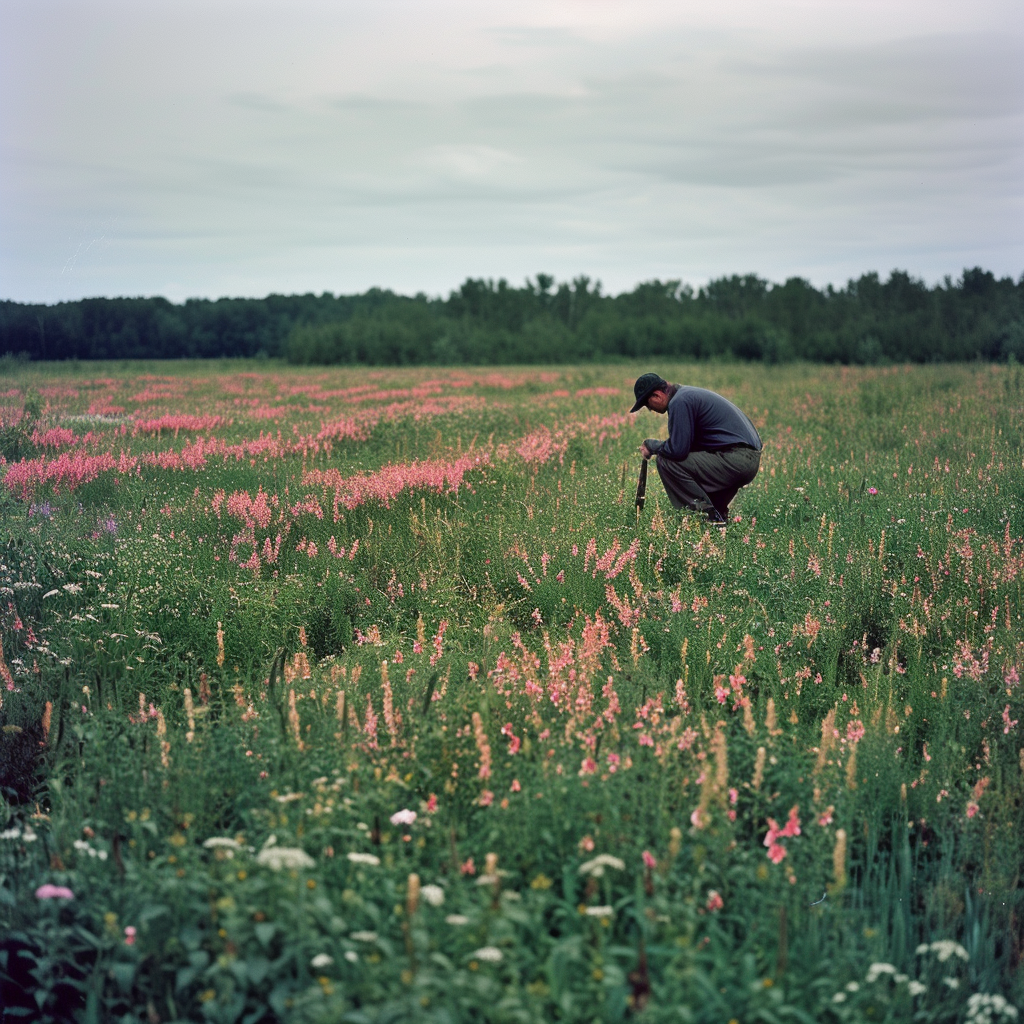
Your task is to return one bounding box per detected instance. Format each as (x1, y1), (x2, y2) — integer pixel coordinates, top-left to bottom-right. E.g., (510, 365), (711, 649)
(1, 0), (1021, 302)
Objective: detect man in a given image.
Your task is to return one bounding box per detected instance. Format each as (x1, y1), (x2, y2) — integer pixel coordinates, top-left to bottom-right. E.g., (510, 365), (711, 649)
(630, 372), (762, 525)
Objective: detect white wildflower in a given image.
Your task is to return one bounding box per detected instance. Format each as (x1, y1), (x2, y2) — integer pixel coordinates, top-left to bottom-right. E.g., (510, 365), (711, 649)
(919, 939), (969, 963)
(586, 905), (614, 917)
(866, 962), (897, 983)
(845, 982), (860, 992)
(21, 827), (37, 843)
(908, 981), (927, 996)
(965, 993), (1018, 1024)
(63, 583), (83, 594)
(832, 993), (847, 1003)
(350, 931), (378, 942)
(274, 792), (304, 804)
(420, 884), (445, 907)
(0, 828), (21, 840)
(471, 946), (503, 962)
(346, 852), (381, 866)
(390, 809), (417, 826)
(310, 954), (334, 969)
(475, 874), (500, 886)
(578, 854), (625, 877)
(944, 978), (960, 990)
(895, 974), (908, 983)
(202, 837), (241, 850)
(255, 846), (315, 871)
(344, 951), (359, 963)
(445, 914), (470, 926)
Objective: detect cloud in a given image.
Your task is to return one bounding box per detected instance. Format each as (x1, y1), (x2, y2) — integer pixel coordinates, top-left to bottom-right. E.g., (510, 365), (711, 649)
(0, 0), (1020, 302)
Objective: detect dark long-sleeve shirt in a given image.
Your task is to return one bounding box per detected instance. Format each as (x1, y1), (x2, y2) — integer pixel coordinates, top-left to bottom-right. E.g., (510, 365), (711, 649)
(645, 386), (762, 462)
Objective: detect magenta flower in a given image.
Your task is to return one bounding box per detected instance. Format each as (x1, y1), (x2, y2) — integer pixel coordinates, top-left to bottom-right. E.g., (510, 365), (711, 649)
(35, 884), (74, 900)
(642, 850), (657, 869)
(868, 487), (878, 495)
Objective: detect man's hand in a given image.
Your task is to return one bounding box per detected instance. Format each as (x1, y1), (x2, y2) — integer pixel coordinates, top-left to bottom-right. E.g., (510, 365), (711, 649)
(639, 442), (653, 460)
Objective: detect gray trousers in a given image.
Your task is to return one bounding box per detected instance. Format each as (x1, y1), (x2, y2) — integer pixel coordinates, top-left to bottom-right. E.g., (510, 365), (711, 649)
(655, 445), (761, 520)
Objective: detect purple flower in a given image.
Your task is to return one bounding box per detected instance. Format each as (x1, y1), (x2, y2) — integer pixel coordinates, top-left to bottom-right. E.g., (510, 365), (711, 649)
(35, 884), (74, 900)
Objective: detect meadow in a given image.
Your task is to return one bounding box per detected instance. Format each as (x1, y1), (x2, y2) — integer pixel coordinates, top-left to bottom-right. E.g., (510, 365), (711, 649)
(0, 359), (1021, 1024)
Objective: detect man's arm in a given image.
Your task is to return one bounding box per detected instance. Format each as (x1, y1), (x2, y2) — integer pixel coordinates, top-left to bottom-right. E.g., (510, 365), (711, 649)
(645, 394), (694, 461)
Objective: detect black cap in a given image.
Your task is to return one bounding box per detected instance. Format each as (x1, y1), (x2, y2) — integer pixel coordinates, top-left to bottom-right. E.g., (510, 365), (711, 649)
(630, 373), (668, 413)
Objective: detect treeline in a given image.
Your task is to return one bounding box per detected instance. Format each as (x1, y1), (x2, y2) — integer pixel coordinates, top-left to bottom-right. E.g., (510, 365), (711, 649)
(2, 268), (1022, 365)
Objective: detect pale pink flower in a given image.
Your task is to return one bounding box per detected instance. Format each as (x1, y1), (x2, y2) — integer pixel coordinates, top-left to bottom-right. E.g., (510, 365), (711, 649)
(642, 850), (657, 869)
(390, 809), (417, 826)
(706, 890), (724, 912)
(36, 884), (74, 900)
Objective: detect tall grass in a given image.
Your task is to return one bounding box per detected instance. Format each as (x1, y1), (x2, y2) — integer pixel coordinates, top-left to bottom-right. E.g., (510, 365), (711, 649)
(0, 361), (1021, 1022)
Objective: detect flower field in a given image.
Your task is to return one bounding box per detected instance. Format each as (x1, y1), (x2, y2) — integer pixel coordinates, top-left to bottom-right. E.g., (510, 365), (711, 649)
(1, 360), (1022, 1023)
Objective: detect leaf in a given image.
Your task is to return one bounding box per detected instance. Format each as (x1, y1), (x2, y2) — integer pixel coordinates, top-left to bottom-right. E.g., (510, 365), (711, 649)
(138, 903), (170, 924)
(109, 961), (136, 993)
(175, 965), (201, 991)
(246, 955), (271, 985)
(254, 922), (276, 947)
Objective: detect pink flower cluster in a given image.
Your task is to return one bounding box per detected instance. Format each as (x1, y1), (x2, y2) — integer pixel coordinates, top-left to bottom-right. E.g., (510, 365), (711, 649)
(763, 806), (801, 864)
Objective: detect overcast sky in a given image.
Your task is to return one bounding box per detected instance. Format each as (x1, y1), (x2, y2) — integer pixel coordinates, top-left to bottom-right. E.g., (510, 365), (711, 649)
(1, 0), (1022, 304)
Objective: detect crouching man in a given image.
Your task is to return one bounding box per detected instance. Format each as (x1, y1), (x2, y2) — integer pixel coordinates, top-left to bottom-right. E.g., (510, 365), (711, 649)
(630, 372), (762, 525)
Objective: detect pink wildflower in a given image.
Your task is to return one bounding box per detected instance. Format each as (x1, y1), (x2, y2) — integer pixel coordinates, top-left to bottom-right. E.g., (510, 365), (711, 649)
(124, 926), (136, 946)
(706, 890), (724, 912)
(1003, 705), (1019, 734)
(642, 850), (657, 869)
(36, 884), (74, 900)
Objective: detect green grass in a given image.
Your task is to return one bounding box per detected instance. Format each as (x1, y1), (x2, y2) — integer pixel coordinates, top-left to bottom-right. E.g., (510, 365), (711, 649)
(1, 360), (1022, 1023)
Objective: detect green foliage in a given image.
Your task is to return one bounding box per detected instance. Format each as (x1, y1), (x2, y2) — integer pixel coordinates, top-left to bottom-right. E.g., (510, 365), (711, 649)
(2, 267), (1024, 364)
